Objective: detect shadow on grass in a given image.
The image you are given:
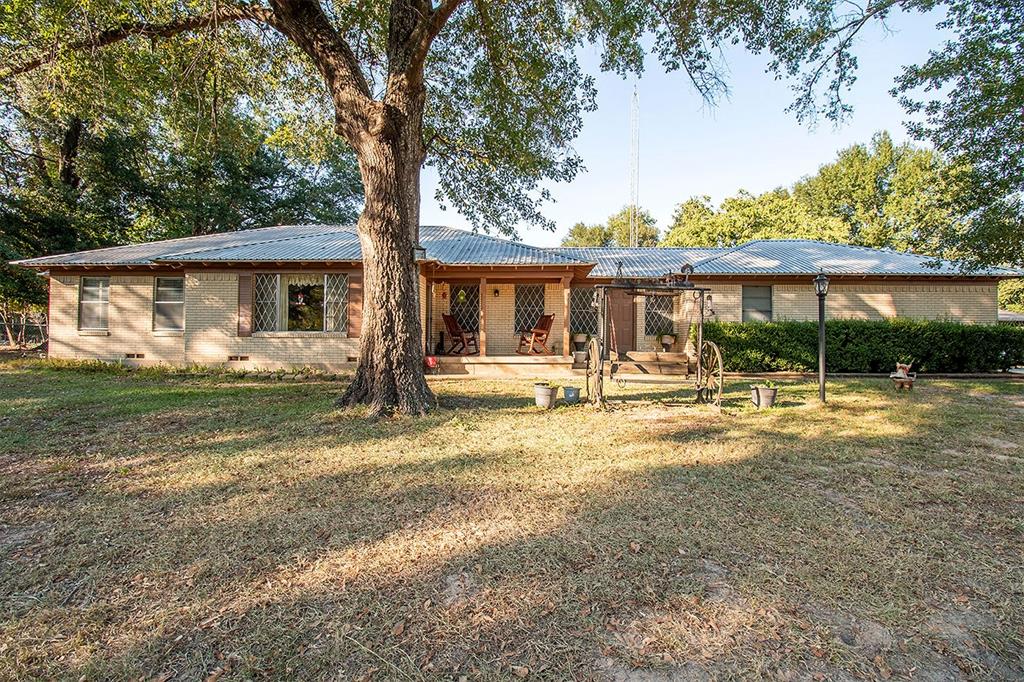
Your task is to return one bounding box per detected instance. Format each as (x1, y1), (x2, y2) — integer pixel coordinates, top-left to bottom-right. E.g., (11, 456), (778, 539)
(0, 370), (1021, 679)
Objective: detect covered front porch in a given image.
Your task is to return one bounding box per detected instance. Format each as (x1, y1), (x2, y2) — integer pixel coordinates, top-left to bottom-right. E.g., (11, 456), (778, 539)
(420, 262), (594, 375)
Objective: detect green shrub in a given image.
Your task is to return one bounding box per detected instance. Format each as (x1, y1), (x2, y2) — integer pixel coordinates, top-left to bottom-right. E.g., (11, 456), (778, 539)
(699, 319), (1024, 373)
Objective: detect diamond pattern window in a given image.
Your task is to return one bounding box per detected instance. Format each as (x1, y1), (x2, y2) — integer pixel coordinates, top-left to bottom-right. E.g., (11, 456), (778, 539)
(569, 288), (599, 336)
(644, 295), (674, 337)
(515, 284), (546, 333)
(253, 274), (280, 332)
(449, 285), (479, 332)
(324, 274), (349, 333)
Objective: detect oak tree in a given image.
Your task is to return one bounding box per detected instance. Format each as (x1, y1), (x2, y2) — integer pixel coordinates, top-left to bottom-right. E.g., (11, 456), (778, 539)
(3, 0), (924, 415)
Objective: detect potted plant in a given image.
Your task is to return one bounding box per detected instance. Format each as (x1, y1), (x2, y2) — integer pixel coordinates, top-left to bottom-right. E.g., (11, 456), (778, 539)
(534, 381), (559, 409)
(572, 331), (589, 352)
(562, 385), (581, 405)
(659, 332), (676, 352)
(750, 380), (778, 409)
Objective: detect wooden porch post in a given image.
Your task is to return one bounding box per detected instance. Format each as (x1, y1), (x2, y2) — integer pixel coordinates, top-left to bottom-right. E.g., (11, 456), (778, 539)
(479, 276), (488, 357)
(561, 275), (572, 357)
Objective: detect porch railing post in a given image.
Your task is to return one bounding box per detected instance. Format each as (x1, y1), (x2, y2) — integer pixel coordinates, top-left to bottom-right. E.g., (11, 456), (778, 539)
(561, 275), (572, 357)
(479, 276), (487, 357)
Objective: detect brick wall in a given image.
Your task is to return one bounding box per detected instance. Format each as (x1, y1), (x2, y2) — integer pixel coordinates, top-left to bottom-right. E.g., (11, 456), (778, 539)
(184, 272), (360, 370)
(774, 282), (997, 323)
(48, 274), (185, 364)
(46, 272), (1000, 368)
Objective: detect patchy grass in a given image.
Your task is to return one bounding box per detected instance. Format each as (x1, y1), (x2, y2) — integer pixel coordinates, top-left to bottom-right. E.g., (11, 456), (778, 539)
(1, 361), (1022, 680)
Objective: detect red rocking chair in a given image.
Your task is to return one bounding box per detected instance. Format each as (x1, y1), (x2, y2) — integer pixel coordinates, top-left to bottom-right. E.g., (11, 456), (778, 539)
(516, 313), (555, 355)
(442, 313), (479, 355)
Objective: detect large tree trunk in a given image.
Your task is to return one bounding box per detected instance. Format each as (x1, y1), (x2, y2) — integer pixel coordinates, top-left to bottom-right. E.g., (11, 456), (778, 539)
(337, 95), (434, 416)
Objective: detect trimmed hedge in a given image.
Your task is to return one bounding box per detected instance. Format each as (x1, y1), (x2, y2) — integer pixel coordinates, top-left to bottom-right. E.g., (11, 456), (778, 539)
(699, 319), (1024, 373)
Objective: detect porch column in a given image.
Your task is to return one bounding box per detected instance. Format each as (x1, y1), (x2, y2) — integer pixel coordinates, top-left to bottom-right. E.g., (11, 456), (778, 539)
(479, 276), (488, 356)
(561, 275), (572, 357)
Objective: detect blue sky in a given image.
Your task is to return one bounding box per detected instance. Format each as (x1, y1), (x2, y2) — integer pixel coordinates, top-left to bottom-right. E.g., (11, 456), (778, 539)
(420, 8), (949, 247)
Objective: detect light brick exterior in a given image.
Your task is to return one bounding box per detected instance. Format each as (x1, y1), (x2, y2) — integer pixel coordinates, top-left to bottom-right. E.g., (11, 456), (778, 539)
(47, 270), (999, 369)
(772, 282), (997, 323)
(48, 274), (185, 364)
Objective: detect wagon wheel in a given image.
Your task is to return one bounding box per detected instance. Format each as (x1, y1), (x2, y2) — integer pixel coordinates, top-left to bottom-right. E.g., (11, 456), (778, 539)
(696, 341), (724, 405)
(585, 337), (604, 407)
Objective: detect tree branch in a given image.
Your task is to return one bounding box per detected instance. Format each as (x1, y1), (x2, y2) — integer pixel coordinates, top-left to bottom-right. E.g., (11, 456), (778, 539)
(268, 0), (373, 136)
(0, 3), (276, 81)
(403, 0), (466, 86)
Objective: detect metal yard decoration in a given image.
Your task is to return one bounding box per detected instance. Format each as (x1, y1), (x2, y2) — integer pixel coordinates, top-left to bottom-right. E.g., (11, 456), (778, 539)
(585, 264), (724, 407)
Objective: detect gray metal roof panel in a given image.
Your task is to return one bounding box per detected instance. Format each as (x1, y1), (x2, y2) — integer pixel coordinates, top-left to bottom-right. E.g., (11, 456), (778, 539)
(12, 224), (340, 266)
(14, 224), (592, 267)
(554, 247), (728, 278)
(693, 239), (1024, 276)
(421, 226), (590, 265)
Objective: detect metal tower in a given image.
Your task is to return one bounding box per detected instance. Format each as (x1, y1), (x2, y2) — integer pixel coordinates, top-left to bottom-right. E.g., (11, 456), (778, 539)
(628, 86), (640, 247)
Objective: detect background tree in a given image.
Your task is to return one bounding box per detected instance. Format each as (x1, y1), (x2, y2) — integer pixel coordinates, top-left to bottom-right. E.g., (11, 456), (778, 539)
(894, 0), (1024, 268)
(561, 206), (658, 246)
(661, 190), (846, 247)
(793, 131), (955, 252)
(661, 132), (959, 251)
(561, 222), (612, 247)
(3, 0), (971, 414)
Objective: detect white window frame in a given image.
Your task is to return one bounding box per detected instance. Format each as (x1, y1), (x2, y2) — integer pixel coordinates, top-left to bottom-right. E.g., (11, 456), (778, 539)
(153, 277), (185, 331)
(78, 276), (110, 331)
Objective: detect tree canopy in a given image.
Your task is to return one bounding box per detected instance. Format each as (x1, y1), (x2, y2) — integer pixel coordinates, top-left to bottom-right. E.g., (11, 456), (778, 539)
(562, 206), (659, 247)
(893, 0), (1024, 268)
(661, 132), (959, 251)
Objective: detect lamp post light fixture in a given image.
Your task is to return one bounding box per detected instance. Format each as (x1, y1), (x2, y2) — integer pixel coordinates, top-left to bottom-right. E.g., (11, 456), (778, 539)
(412, 243), (427, 262)
(813, 272), (830, 403)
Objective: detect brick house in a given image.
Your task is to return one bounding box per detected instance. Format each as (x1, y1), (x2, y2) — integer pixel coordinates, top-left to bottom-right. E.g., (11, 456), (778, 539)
(14, 224), (1022, 374)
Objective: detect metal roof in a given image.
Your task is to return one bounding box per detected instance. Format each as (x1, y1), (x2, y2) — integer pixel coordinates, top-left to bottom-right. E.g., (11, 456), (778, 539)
(12, 227), (1022, 277)
(554, 247), (727, 278)
(421, 226), (588, 266)
(13, 224), (339, 266)
(14, 224), (591, 268)
(690, 240), (1024, 277)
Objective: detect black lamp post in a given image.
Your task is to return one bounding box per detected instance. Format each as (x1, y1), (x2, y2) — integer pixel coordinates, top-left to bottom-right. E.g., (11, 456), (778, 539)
(813, 272), (830, 403)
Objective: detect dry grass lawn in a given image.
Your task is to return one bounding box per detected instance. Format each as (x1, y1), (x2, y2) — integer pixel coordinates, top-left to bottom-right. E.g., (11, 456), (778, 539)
(1, 361), (1023, 680)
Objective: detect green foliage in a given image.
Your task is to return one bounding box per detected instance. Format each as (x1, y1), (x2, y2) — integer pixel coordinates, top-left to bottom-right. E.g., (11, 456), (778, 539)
(662, 132), (957, 252)
(999, 280), (1024, 313)
(894, 0), (1024, 269)
(662, 190), (845, 247)
(562, 206), (658, 246)
(0, 52), (362, 306)
(702, 319), (1024, 373)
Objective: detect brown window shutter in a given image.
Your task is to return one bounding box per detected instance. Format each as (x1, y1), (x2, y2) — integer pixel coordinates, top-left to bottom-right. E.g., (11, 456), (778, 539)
(347, 272), (362, 337)
(237, 273), (252, 337)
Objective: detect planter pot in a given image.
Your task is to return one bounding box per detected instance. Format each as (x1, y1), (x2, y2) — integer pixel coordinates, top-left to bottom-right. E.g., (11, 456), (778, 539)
(534, 383), (558, 409)
(750, 386), (778, 409)
(660, 335), (675, 352)
(573, 334), (588, 352)
(572, 350), (588, 365)
(562, 386), (581, 405)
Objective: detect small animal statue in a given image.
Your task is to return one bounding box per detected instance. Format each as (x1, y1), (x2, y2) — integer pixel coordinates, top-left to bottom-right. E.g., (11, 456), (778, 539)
(890, 362), (915, 390)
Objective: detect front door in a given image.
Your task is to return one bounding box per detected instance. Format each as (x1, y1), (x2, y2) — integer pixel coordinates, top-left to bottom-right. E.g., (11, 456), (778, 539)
(608, 289), (635, 358)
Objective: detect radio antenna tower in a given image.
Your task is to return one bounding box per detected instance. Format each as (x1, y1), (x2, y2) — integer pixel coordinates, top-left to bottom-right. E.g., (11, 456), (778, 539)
(628, 85), (640, 247)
